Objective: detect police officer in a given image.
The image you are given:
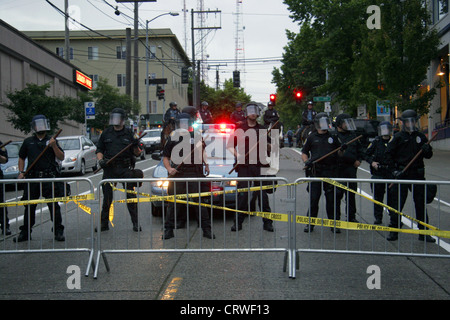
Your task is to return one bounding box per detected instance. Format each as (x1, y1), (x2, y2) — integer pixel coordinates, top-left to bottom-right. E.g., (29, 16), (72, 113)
(335, 113), (364, 223)
(96, 108), (142, 232)
(164, 101), (180, 124)
(162, 106), (214, 240)
(263, 101), (279, 126)
(385, 109), (435, 242)
(14, 115), (66, 242)
(227, 102), (274, 232)
(199, 101), (213, 124)
(0, 141), (10, 235)
(365, 121), (394, 225)
(302, 112), (342, 232)
(230, 102), (246, 128)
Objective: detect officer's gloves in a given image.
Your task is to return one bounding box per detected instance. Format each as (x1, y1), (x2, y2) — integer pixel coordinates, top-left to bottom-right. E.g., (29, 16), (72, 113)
(393, 170), (404, 179)
(99, 159), (108, 169)
(421, 143), (431, 154)
(340, 143), (348, 151)
(304, 159), (314, 169)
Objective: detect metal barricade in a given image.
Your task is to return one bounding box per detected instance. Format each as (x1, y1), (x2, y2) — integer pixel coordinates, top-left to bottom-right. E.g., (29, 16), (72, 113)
(0, 177), (96, 276)
(291, 177), (450, 278)
(93, 177), (295, 278)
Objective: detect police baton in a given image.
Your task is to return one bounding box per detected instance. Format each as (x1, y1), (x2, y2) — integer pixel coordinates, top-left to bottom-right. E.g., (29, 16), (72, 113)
(388, 131), (438, 188)
(228, 120), (279, 175)
(303, 134), (363, 170)
(94, 131), (147, 174)
(24, 129), (63, 177)
(0, 140), (12, 149)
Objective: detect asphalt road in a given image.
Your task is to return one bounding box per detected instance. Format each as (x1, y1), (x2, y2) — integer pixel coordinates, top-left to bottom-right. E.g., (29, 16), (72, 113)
(0, 147), (449, 305)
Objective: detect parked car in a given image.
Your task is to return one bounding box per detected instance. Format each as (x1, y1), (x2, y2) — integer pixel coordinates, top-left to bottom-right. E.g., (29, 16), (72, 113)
(141, 128), (162, 154)
(1, 141), (25, 180)
(57, 135), (98, 175)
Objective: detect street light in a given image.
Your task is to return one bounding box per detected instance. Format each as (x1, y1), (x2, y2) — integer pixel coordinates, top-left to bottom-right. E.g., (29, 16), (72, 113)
(145, 12), (179, 120)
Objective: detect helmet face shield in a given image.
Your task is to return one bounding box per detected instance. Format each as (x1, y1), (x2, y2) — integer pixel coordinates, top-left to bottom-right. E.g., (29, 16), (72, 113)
(176, 118), (191, 131)
(340, 118), (356, 131)
(401, 118), (418, 133)
(245, 104), (260, 117)
(109, 113), (124, 126)
(315, 117), (331, 131)
(378, 123), (393, 136)
(32, 117), (50, 133)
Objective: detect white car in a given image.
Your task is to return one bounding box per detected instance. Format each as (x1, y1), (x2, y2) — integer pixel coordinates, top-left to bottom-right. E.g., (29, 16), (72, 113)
(141, 128), (162, 154)
(57, 135), (98, 175)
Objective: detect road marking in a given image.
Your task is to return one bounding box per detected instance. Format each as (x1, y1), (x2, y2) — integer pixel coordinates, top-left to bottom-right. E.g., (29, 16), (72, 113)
(161, 277), (183, 300)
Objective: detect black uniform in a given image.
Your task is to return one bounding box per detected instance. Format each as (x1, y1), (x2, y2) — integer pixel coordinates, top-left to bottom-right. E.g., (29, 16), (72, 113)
(17, 134), (65, 239)
(162, 131), (213, 238)
(302, 131), (341, 231)
(365, 136), (393, 224)
(164, 107), (180, 124)
(335, 130), (365, 222)
(199, 108), (213, 124)
(230, 109), (246, 128)
(227, 122), (274, 231)
(0, 141), (9, 234)
(385, 130), (433, 233)
(263, 108), (279, 126)
(96, 126), (139, 230)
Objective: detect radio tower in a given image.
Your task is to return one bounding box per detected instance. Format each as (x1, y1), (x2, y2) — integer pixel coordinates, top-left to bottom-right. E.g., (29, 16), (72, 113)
(234, 0), (245, 87)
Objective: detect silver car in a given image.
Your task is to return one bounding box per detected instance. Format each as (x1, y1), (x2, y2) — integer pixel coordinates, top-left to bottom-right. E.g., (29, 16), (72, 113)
(57, 135), (98, 175)
(1, 141), (25, 180)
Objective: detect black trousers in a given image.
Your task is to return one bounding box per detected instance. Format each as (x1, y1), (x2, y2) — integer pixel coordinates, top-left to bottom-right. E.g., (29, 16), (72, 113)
(336, 165), (357, 221)
(20, 181), (64, 234)
(0, 181), (9, 229)
(235, 165), (272, 225)
(387, 169), (429, 229)
(370, 174), (391, 221)
(101, 167), (138, 226)
(164, 173), (211, 231)
(307, 166), (339, 220)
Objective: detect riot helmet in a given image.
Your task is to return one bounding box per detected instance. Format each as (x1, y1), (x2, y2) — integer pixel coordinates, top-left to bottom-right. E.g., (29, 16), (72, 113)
(31, 115), (50, 133)
(335, 113), (356, 131)
(109, 108), (126, 126)
(244, 102), (261, 117)
(169, 102), (178, 108)
(399, 109), (419, 133)
(378, 121), (393, 137)
(314, 112), (331, 131)
(176, 109), (195, 131)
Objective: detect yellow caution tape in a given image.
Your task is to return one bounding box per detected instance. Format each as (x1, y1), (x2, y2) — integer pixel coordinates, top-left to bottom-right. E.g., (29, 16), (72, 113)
(0, 193), (95, 208)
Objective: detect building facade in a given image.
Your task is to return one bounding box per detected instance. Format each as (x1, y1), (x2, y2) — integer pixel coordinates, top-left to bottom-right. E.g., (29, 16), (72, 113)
(0, 20), (86, 142)
(427, 0), (450, 149)
(25, 28), (190, 128)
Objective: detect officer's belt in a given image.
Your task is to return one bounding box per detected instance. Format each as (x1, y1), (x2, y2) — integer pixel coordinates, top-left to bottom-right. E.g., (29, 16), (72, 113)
(27, 170), (57, 178)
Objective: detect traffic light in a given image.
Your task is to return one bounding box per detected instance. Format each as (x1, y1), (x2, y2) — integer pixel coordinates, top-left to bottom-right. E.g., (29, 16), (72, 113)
(294, 90), (302, 104)
(233, 70), (240, 88)
(270, 94), (277, 103)
(156, 85), (165, 100)
(181, 67), (189, 84)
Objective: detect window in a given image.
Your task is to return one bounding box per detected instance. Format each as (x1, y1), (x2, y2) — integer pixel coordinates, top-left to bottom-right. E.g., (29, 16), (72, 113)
(88, 46), (98, 60)
(149, 45), (156, 59)
(116, 46), (126, 59)
(88, 74), (99, 89)
(433, 0), (449, 23)
(56, 47), (73, 60)
(117, 74), (126, 87)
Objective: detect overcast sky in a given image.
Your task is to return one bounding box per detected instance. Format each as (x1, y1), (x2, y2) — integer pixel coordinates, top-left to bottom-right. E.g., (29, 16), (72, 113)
(0, 0), (299, 104)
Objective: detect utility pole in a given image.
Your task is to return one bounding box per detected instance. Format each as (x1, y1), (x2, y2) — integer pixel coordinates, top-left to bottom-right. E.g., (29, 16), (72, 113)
(64, 0), (70, 62)
(126, 28), (132, 97)
(191, 8), (221, 108)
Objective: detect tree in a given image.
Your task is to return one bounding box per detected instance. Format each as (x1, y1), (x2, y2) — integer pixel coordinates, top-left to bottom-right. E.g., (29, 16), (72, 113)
(76, 77), (140, 130)
(278, 0), (439, 118)
(3, 82), (78, 134)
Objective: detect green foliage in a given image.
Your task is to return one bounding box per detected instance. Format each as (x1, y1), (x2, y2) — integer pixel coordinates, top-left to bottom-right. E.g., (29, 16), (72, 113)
(3, 82), (78, 135)
(276, 0), (439, 124)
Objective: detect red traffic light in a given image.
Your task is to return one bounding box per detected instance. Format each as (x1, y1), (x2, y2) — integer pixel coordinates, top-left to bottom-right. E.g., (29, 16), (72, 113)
(270, 94), (277, 101)
(295, 91), (302, 99)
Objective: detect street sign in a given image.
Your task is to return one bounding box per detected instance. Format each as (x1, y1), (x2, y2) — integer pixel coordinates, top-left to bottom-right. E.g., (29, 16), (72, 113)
(313, 96), (331, 102)
(146, 78), (168, 85)
(85, 102), (95, 120)
(376, 100), (390, 116)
